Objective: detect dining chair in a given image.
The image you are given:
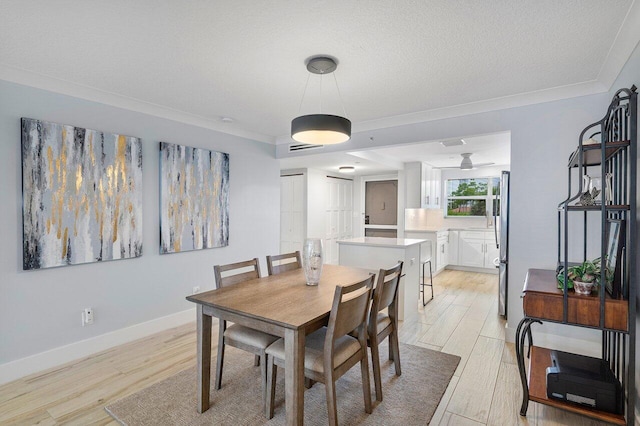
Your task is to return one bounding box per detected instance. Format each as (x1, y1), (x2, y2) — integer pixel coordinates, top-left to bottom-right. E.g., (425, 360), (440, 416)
(265, 275), (374, 425)
(213, 258), (279, 403)
(368, 261), (403, 401)
(266, 251), (302, 275)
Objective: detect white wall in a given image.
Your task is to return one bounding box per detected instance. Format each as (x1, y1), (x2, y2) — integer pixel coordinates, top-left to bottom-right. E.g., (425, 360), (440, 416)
(0, 81), (281, 371)
(281, 44), (640, 351)
(280, 42), (640, 419)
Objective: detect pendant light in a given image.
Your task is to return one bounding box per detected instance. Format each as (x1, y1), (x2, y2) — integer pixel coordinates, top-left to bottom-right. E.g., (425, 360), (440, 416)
(291, 56), (351, 145)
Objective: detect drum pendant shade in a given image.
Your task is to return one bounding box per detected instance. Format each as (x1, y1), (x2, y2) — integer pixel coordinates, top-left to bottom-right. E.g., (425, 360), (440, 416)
(291, 56), (351, 145)
(291, 114), (351, 145)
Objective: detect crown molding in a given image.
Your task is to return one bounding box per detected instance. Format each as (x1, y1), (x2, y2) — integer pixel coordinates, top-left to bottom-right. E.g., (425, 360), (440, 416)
(597, 0), (640, 88)
(0, 64), (274, 144)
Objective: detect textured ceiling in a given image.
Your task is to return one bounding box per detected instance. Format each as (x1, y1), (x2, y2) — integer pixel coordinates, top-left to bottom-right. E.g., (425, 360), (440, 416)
(0, 1), (638, 144)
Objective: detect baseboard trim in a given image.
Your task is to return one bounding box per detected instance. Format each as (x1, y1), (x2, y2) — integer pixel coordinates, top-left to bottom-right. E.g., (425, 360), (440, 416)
(0, 308), (196, 385)
(445, 265), (498, 275)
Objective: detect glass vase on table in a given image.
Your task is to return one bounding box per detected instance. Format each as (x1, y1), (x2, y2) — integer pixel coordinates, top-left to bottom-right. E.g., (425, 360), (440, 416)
(302, 238), (323, 286)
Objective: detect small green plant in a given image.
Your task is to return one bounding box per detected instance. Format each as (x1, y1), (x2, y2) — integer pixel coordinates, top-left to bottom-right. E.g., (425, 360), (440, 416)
(557, 258), (611, 290)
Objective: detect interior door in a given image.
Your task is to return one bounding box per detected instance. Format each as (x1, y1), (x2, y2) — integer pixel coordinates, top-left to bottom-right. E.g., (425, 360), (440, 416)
(280, 175), (304, 254)
(325, 177), (353, 264)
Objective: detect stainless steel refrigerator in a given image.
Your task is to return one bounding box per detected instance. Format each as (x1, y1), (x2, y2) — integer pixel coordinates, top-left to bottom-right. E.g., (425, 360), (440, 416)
(496, 170), (510, 318)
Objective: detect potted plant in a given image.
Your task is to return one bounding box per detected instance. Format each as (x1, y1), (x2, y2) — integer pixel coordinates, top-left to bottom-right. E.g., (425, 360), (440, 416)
(557, 259), (602, 295)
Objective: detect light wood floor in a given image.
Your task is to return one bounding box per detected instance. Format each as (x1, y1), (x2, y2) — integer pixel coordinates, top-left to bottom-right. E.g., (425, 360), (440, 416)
(0, 270), (612, 425)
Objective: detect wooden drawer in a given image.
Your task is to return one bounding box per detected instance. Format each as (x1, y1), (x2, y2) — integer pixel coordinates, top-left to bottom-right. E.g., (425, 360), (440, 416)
(523, 269), (628, 331)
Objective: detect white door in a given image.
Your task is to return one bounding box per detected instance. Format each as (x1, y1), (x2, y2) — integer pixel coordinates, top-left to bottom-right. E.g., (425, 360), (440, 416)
(325, 177), (353, 264)
(280, 175), (304, 254)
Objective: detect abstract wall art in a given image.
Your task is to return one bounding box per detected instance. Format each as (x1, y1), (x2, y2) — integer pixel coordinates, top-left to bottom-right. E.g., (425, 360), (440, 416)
(21, 118), (143, 270)
(159, 142), (229, 254)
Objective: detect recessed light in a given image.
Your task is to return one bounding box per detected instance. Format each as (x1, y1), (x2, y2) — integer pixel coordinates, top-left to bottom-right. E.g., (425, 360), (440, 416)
(339, 166), (355, 173)
(440, 139), (466, 147)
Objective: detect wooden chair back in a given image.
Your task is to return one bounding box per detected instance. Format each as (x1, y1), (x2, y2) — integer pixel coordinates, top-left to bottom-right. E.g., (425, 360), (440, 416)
(213, 258), (261, 289)
(266, 251), (302, 276)
(325, 275), (374, 350)
(370, 262), (403, 333)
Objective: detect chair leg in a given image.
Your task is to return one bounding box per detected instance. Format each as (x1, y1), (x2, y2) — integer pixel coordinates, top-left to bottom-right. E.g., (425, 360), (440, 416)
(265, 358), (277, 419)
(388, 337), (394, 362)
(428, 260), (434, 300)
(390, 328), (402, 376)
(260, 353), (267, 408)
(305, 377), (314, 389)
(422, 260), (434, 306)
(254, 354), (260, 367)
(370, 338), (383, 402)
(215, 321), (226, 390)
(360, 348), (373, 414)
(325, 372), (339, 426)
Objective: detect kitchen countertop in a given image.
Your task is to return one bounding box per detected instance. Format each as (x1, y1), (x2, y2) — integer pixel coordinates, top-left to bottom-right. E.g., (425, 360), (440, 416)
(405, 228), (449, 232)
(405, 227), (496, 232)
(336, 237), (426, 248)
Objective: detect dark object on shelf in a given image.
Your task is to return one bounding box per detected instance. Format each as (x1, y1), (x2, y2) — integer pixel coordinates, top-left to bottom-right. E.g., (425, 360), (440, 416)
(605, 219), (625, 299)
(546, 350), (623, 415)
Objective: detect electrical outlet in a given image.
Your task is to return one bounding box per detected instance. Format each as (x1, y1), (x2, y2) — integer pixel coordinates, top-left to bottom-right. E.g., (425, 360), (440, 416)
(82, 308), (94, 326)
(192, 286), (201, 294)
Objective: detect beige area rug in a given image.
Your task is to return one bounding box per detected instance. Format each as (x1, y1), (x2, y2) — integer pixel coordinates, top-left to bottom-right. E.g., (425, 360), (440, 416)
(106, 342), (460, 425)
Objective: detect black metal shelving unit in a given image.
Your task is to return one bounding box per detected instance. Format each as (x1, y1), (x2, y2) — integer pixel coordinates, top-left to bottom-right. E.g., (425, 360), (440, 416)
(515, 86), (637, 425)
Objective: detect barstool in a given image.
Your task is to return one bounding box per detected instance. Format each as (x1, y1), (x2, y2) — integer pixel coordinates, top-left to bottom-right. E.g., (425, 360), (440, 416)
(421, 259), (434, 306)
(420, 241), (434, 306)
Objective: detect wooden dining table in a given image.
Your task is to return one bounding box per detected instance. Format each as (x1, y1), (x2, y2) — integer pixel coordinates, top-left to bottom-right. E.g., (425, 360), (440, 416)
(186, 263), (373, 426)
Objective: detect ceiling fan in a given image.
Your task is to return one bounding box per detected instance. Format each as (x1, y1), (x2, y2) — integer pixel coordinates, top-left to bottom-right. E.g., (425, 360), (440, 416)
(439, 153), (494, 170)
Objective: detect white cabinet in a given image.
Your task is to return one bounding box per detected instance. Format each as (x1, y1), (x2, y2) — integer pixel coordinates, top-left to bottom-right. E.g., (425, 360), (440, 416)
(405, 162), (442, 209)
(458, 230), (499, 269)
(484, 238), (500, 268)
(436, 232), (449, 271)
(448, 230), (459, 265)
(405, 230), (449, 274)
(421, 164), (442, 208)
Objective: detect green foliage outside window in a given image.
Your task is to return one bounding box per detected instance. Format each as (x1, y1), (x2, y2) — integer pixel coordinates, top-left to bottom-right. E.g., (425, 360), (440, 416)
(446, 177), (499, 217)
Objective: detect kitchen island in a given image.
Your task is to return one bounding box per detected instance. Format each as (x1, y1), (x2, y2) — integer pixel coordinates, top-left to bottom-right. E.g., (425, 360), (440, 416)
(336, 237), (425, 321)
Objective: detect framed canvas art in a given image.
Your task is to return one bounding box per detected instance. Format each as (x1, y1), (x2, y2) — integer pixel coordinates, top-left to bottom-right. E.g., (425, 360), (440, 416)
(21, 118), (143, 270)
(159, 142), (229, 254)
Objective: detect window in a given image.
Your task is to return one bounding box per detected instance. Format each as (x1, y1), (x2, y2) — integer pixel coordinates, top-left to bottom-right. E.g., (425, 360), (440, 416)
(446, 177), (500, 217)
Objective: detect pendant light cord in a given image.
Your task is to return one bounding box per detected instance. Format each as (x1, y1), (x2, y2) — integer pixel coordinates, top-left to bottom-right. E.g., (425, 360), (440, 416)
(333, 71), (348, 117)
(297, 73), (312, 115)
(296, 57), (347, 117)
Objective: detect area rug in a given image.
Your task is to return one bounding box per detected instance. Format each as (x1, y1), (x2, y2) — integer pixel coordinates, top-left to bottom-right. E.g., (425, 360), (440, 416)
(106, 342), (459, 425)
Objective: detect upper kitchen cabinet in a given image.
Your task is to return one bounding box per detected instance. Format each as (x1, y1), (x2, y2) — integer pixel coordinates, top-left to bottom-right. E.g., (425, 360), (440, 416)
(405, 162), (442, 209)
(422, 163), (442, 208)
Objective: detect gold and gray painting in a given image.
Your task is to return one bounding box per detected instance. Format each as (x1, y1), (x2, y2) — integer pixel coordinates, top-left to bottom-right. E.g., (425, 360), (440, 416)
(21, 118), (143, 270)
(159, 142), (229, 254)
